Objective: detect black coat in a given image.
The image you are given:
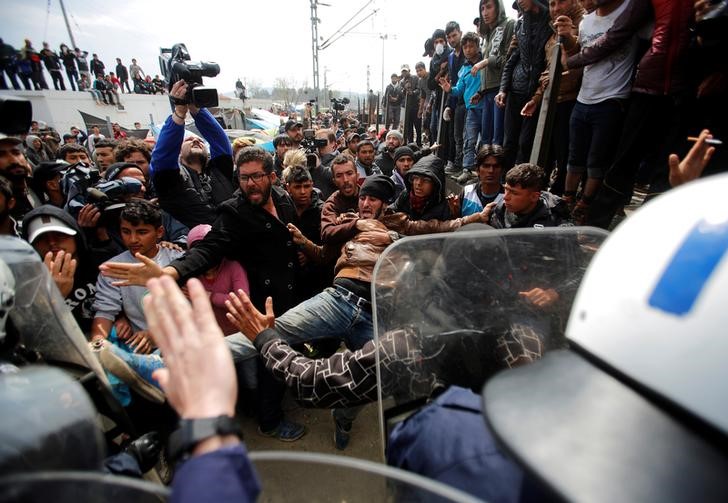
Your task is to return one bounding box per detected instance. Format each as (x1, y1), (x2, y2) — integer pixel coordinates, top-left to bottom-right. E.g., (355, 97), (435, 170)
(499, 0), (551, 97)
(170, 185), (302, 314)
(116, 63), (129, 81)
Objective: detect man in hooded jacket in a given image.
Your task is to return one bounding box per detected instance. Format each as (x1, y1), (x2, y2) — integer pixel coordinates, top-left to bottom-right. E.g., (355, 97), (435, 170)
(389, 155), (452, 221)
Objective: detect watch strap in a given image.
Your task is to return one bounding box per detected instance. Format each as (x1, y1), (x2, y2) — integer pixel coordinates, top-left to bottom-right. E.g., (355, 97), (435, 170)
(168, 415), (242, 462)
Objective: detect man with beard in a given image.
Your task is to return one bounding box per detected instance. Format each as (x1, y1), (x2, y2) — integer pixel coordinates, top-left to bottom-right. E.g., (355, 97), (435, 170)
(150, 80), (235, 228)
(284, 120), (304, 148)
(0, 176), (17, 236)
(92, 139), (118, 174)
(0, 133), (41, 224)
(99, 146), (306, 442)
(355, 139), (380, 182)
(226, 174), (492, 449)
(374, 130), (403, 176)
(321, 154), (361, 248)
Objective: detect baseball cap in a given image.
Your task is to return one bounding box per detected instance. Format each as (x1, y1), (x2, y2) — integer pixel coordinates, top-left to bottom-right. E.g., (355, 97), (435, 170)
(33, 161), (68, 182)
(26, 214), (77, 244)
(0, 133), (22, 145)
(401, 64), (411, 74)
(284, 120), (303, 132)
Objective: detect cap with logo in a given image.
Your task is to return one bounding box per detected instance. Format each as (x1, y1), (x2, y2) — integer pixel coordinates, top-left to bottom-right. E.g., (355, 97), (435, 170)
(26, 214), (77, 244)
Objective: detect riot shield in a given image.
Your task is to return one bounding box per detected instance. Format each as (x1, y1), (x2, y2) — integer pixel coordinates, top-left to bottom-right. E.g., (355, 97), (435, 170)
(0, 472), (168, 503)
(250, 451), (482, 502)
(0, 237), (137, 437)
(0, 237), (107, 379)
(371, 227), (608, 452)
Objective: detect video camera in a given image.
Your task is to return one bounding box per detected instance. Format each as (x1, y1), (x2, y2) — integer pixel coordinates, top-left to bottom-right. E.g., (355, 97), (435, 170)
(330, 97), (350, 112)
(159, 43), (220, 108)
(63, 164), (143, 219)
(300, 129), (328, 154)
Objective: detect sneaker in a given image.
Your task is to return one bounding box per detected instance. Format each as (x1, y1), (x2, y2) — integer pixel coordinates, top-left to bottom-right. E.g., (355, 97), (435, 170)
(94, 340), (166, 403)
(456, 170), (477, 184)
(444, 162), (460, 176)
(333, 411), (352, 450)
(258, 419), (306, 442)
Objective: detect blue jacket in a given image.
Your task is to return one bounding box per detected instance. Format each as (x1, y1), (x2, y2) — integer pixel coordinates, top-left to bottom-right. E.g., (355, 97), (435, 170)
(449, 61), (484, 111)
(150, 108), (235, 227)
(387, 386), (524, 501)
(171, 444), (260, 503)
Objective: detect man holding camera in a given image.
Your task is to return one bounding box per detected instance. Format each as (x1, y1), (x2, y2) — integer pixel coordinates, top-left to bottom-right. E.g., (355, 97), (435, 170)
(150, 80), (235, 228)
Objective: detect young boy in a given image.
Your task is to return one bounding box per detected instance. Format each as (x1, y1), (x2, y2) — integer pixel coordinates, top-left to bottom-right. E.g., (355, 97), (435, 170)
(440, 32), (485, 184)
(91, 199), (183, 352)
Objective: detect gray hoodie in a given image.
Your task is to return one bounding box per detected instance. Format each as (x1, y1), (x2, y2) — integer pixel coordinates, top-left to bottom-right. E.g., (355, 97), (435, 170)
(479, 0), (517, 91)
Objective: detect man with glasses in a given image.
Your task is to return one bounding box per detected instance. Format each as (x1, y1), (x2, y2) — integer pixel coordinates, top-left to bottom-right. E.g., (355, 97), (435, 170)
(148, 79), (236, 228)
(101, 145), (307, 442)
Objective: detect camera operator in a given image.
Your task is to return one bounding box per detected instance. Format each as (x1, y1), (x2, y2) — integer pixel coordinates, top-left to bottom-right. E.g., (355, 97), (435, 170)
(149, 79), (235, 228)
(0, 133), (41, 224)
(309, 128), (338, 200)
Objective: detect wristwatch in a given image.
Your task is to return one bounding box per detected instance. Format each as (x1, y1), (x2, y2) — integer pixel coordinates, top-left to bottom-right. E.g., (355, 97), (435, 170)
(168, 415), (243, 462)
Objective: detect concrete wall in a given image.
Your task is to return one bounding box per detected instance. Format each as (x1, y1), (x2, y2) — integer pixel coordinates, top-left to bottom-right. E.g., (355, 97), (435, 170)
(0, 89), (245, 134)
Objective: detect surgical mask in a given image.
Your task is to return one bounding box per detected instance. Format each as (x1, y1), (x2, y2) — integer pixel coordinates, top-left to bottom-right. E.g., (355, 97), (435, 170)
(435, 43), (445, 56)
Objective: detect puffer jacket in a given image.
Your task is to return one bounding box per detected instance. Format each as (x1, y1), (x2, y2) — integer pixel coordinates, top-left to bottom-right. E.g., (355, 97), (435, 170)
(499, 0), (552, 97)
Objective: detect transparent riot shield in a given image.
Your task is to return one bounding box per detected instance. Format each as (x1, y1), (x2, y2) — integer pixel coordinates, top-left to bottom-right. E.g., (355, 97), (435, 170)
(250, 451), (483, 502)
(0, 237), (137, 437)
(371, 227), (608, 452)
(0, 237), (107, 379)
(0, 472), (168, 503)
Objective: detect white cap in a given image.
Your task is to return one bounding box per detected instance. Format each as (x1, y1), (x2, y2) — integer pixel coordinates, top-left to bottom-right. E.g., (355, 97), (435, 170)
(26, 214), (77, 244)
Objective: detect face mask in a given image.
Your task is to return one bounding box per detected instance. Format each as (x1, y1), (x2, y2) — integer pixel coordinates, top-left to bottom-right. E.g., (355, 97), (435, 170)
(435, 43), (445, 56)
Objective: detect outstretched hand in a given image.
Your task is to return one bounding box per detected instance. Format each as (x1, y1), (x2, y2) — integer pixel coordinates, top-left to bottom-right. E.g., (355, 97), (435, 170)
(100, 253), (164, 287)
(143, 277), (236, 419)
(225, 290), (275, 342)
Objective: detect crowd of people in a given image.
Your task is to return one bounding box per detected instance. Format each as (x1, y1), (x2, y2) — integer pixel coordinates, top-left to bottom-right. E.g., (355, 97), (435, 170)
(0, 38), (166, 104)
(0, 0), (725, 499)
(377, 0), (724, 228)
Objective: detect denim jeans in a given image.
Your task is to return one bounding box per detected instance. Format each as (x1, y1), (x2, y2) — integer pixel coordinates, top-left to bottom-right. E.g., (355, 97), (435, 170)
(567, 99), (626, 179)
(274, 286), (374, 351)
(225, 332), (259, 390)
(481, 90), (504, 147)
(463, 107), (484, 170)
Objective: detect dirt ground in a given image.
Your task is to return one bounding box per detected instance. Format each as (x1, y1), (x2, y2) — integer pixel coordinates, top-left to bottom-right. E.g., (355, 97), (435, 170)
(239, 392), (384, 463)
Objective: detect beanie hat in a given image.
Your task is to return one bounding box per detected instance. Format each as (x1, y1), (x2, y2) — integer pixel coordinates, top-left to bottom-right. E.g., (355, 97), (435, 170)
(187, 224), (212, 247)
(393, 146), (415, 164)
(359, 175), (395, 203)
(25, 135), (40, 148)
(386, 130), (404, 143)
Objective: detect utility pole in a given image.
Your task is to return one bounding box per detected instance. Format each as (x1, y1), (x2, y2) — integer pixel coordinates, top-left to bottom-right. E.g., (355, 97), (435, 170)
(366, 65), (370, 94)
(59, 0), (77, 49)
(310, 0), (321, 113)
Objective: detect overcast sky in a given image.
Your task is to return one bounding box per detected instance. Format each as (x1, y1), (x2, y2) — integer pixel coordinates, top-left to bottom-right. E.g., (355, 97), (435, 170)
(4, 0), (517, 100)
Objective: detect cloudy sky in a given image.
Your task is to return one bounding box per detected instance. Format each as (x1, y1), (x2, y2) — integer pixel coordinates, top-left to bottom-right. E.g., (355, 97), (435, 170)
(3, 0), (516, 100)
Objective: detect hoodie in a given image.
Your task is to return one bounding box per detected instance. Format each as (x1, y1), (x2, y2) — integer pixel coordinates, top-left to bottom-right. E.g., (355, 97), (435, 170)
(479, 0), (517, 91)
(21, 205), (118, 334)
(389, 155), (451, 221)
